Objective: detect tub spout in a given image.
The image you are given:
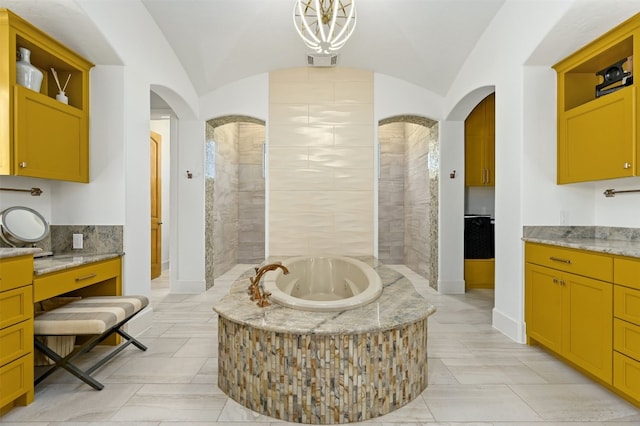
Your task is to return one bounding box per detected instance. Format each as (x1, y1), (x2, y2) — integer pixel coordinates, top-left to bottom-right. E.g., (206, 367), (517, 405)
(248, 262), (289, 307)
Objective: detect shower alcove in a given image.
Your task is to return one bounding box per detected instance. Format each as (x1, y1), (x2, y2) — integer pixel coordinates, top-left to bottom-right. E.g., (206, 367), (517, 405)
(205, 116), (266, 289)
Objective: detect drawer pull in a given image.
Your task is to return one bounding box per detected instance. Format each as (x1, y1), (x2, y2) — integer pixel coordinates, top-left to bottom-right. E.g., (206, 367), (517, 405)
(549, 256), (571, 264)
(75, 273), (97, 282)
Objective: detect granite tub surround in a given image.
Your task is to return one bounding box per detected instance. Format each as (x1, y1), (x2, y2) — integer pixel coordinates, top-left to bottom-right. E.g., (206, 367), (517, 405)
(523, 226), (640, 257)
(214, 258), (436, 424)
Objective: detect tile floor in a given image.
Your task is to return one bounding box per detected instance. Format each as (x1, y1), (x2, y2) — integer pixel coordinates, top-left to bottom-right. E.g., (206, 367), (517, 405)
(2, 264), (640, 425)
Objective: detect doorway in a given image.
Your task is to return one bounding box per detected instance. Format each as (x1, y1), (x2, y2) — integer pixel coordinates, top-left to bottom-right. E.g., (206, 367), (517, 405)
(464, 92), (495, 290)
(150, 130), (162, 279)
(377, 115), (439, 289)
(205, 116), (266, 289)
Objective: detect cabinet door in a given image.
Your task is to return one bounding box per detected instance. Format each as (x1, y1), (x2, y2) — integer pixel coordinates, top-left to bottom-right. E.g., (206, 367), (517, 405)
(562, 272), (613, 383)
(465, 99), (485, 186)
(525, 263), (562, 352)
(483, 93), (495, 186)
(13, 85), (88, 182)
(558, 86), (634, 184)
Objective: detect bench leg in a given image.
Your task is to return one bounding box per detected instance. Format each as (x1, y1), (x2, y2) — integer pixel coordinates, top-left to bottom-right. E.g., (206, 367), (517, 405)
(34, 338), (105, 390)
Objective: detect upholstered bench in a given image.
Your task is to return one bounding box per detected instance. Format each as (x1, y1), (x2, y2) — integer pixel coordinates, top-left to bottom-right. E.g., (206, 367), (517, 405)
(33, 295), (149, 390)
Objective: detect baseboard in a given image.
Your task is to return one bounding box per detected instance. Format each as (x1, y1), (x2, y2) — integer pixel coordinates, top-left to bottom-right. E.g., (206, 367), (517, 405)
(171, 279), (205, 294)
(438, 280), (465, 294)
(492, 307), (526, 343)
(124, 306), (153, 337)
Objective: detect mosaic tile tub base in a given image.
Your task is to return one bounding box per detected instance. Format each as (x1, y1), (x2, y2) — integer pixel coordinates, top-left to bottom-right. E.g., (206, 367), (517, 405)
(217, 317), (428, 424)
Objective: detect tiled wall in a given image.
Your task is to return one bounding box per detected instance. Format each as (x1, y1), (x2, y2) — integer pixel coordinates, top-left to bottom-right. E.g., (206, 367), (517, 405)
(378, 119), (439, 288)
(269, 68), (374, 256)
(238, 123), (265, 264)
(405, 123), (431, 279)
(211, 122), (239, 280)
(378, 123), (405, 263)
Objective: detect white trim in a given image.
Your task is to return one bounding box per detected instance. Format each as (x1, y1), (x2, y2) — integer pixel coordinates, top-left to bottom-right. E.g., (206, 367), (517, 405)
(492, 307), (526, 344)
(437, 279), (465, 294)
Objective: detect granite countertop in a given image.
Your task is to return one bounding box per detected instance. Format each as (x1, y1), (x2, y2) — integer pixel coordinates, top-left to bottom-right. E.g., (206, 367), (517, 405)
(0, 247), (43, 259)
(522, 226), (640, 258)
(213, 259), (436, 335)
(33, 252), (123, 275)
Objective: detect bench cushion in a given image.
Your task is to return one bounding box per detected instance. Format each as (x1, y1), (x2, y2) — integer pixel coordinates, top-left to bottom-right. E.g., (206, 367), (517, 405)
(34, 296), (148, 336)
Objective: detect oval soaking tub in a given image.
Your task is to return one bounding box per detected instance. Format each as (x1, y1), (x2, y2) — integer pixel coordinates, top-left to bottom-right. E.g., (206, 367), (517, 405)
(213, 258), (436, 424)
(263, 255), (383, 311)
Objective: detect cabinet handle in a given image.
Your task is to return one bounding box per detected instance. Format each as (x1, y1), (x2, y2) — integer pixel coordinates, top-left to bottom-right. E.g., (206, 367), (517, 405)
(560, 279), (566, 286)
(75, 273), (97, 281)
(549, 256), (571, 264)
(19, 161), (27, 168)
(624, 162), (632, 169)
(553, 277), (558, 284)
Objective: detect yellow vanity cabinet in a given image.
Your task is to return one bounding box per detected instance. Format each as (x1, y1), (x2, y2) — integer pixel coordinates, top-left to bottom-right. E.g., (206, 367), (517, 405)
(465, 93), (495, 186)
(0, 8), (93, 182)
(554, 13), (640, 184)
(525, 243), (613, 383)
(0, 254), (34, 414)
(613, 256), (640, 403)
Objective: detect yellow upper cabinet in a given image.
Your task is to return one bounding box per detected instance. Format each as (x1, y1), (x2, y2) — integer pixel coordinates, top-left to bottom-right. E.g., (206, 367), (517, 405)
(554, 13), (640, 184)
(465, 93), (495, 186)
(0, 9), (93, 183)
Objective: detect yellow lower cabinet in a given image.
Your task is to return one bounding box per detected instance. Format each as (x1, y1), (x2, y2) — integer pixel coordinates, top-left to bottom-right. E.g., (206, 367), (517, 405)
(525, 263), (562, 352)
(614, 352), (640, 402)
(562, 273), (612, 383)
(525, 244), (613, 384)
(464, 259), (494, 289)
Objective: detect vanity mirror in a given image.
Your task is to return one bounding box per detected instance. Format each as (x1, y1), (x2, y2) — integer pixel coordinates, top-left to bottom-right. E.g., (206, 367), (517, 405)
(0, 206), (50, 247)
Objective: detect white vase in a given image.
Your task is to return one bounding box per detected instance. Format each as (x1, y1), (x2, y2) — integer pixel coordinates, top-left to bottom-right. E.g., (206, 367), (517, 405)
(55, 91), (68, 104)
(16, 47), (43, 92)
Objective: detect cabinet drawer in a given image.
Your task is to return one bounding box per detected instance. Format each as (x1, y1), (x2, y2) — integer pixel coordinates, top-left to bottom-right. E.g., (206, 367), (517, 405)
(0, 353), (33, 408)
(614, 285), (640, 325)
(34, 258), (120, 302)
(614, 351), (640, 403)
(0, 285), (33, 330)
(614, 318), (640, 361)
(614, 257), (640, 290)
(0, 256), (33, 292)
(0, 320), (33, 367)
(525, 243), (612, 281)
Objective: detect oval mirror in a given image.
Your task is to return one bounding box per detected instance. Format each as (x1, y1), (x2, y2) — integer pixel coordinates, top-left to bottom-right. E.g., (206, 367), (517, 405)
(0, 206), (50, 247)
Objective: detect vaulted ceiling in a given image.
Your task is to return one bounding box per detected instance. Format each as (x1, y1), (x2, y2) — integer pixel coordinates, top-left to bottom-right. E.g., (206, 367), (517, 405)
(2, 1), (640, 99)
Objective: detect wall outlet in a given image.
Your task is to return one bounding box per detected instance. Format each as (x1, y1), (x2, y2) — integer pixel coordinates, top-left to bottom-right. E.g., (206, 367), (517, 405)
(72, 233), (83, 250)
(560, 210), (569, 225)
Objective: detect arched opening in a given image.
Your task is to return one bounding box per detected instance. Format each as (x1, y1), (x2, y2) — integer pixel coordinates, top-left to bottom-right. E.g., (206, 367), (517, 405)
(205, 115), (266, 289)
(378, 115), (439, 289)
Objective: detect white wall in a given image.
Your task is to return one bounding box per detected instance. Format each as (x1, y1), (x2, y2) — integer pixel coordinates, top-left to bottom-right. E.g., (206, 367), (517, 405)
(77, 0), (200, 297)
(444, 0), (576, 342)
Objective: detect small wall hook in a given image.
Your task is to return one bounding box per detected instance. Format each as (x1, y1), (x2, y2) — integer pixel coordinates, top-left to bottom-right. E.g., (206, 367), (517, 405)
(186, 170), (193, 179)
(449, 170), (456, 179)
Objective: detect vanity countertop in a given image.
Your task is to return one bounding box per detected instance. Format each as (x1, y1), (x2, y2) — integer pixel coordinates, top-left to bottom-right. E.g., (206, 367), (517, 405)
(0, 247), (43, 259)
(33, 252), (124, 275)
(522, 237), (640, 258)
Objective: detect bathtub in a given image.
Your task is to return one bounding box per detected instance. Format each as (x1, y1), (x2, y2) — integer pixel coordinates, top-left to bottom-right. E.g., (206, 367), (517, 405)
(263, 256), (382, 311)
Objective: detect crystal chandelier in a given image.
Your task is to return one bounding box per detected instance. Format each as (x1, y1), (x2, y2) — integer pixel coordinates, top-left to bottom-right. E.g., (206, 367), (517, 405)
(293, 0), (357, 54)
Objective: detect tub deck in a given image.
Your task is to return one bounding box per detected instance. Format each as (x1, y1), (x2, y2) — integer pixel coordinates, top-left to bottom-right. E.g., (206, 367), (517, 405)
(213, 257), (436, 424)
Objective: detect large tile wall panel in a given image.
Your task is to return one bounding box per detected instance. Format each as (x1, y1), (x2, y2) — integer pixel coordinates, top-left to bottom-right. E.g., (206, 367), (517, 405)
(238, 123), (265, 264)
(269, 68), (374, 257)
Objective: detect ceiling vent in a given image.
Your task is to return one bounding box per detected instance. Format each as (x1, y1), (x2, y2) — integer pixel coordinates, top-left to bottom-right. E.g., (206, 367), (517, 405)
(306, 53), (339, 67)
